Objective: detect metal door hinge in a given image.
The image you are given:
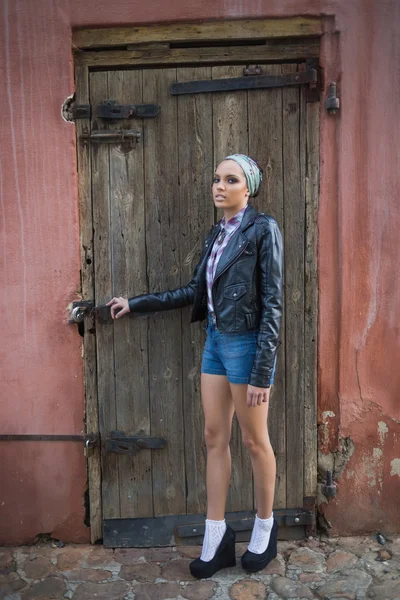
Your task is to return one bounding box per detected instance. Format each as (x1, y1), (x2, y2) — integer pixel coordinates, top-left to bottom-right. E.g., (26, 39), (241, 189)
(325, 82), (340, 114)
(73, 100), (160, 120)
(106, 431), (167, 456)
(170, 60), (319, 97)
(303, 495), (317, 537)
(305, 58), (320, 103)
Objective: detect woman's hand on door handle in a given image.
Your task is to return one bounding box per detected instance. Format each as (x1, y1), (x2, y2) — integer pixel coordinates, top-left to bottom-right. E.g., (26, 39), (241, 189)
(106, 297), (130, 320)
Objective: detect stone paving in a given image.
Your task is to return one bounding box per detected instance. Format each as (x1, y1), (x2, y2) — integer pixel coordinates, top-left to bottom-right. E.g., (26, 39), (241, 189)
(1, 534), (399, 600)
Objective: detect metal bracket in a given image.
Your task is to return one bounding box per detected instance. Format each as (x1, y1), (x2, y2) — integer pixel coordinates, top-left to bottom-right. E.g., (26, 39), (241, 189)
(303, 495), (317, 537)
(0, 432), (98, 446)
(80, 130), (141, 146)
(305, 58), (320, 102)
(103, 507), (316, 547)
(91, 303), (114, 324)
(322, 471), (337, 498)
(170, 64), (318, 96)
(73, 104), (91, 119)
(97, 100), (160, 120)
(73, 101), (160, 120)
(176, 509), (314, 538)
(325, 82), (340, 114)
(69, 302), (130, 325)
(69, 300), (94, 324)
(106, 431), (167, 456)
(243, 64), (262, 76)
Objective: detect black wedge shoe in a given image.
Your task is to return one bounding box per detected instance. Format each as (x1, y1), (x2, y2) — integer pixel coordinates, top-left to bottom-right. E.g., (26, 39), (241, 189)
(241, 518), (278, 573)
(189, 524), (236, 579)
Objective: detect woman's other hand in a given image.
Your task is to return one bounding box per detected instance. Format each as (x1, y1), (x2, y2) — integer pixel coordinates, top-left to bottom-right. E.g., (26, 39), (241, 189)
(106, 297), (130, 320)
(246, 385), (270, 408)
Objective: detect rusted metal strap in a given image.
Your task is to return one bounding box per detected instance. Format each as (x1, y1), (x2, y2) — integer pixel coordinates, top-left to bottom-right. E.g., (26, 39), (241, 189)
(73, 102), (160, 120)
(0, 433), (98, 447)
(170, 67), (317, 96)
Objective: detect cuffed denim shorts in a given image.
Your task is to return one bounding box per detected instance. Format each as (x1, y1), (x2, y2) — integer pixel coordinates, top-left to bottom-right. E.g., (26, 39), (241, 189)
(201, 313), (276, 386)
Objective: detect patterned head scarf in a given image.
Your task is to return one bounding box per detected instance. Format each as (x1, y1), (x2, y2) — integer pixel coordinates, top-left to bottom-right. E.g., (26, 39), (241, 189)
(224, 154), (263, 197)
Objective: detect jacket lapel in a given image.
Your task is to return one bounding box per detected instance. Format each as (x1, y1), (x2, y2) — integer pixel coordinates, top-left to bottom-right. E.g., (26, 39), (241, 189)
(239, 203), (258, 232)
(214, 228), (248, 279)
(214, 203), (256, 279)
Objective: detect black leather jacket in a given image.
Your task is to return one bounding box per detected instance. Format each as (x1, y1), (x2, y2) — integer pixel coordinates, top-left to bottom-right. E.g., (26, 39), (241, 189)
(128, 203), (283, 388)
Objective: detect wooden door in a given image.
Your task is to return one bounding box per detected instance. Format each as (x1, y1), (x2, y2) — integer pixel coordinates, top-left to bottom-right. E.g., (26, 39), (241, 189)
(87, 62), (318, 546)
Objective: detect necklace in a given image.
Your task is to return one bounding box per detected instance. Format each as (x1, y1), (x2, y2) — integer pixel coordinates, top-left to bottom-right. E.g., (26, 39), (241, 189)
(217, 229), (226, 245)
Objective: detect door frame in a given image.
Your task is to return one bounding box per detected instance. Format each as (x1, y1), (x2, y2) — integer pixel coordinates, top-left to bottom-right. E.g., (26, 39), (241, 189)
(74, 18), (320, 543)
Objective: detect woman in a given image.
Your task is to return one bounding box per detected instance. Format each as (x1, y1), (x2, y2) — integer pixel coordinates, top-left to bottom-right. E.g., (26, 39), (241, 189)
(107, 154), (283, 578)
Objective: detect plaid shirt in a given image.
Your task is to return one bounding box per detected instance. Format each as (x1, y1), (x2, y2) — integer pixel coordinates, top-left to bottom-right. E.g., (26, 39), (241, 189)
(206, 206), (247, 313)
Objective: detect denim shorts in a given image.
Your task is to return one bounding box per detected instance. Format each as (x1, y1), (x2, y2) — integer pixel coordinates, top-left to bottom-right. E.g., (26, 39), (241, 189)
(201, 314), (276, 386)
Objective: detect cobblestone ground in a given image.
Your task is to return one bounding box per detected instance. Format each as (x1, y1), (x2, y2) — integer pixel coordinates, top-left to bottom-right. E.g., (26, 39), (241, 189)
(1, 534), (399, 600)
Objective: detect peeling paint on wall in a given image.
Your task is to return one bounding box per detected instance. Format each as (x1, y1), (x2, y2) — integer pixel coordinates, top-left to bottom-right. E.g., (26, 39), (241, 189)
(319, 411), (337, 449)
(390, 458), (400, 477)
(378, 421), (389, 444)
(362, 447), (384, 490)
(322, 411), (336, 420)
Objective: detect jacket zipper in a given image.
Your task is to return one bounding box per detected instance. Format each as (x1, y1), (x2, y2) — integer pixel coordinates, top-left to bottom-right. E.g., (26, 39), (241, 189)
(211, 239), (249, 328)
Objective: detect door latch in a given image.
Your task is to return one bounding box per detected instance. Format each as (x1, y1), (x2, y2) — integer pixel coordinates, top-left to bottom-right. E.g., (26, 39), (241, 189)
(69, 300), (94, 324)
(106, 431), (167, 456)
(80, 130), (141, 147)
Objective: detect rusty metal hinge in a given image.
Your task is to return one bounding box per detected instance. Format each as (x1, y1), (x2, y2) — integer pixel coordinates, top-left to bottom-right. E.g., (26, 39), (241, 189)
(305, 58), (320, 103)
(170, 60), (319, 96)
(303, 495), (317, 537)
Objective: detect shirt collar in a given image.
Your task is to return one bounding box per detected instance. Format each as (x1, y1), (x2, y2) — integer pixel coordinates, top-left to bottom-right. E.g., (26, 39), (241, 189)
(220, 205), (248, 234)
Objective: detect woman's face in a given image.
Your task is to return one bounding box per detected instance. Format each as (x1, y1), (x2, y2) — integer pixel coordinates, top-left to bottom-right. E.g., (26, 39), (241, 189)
(212, 160), (249, 212)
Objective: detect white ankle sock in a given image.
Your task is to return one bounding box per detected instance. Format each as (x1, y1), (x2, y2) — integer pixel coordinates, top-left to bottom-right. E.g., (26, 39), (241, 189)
(248, 513), (274, 554)
(200, 518), (227, 562)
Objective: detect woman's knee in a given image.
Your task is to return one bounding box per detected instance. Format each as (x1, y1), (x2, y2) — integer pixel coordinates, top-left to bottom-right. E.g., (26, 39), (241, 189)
(204, 426), (230, 451)
(242, 433), (271, 456)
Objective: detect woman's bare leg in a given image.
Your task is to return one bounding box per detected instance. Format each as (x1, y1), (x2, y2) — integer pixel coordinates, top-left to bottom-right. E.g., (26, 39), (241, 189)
(201, 373), (235, 520)
(229, 384), (275, 518)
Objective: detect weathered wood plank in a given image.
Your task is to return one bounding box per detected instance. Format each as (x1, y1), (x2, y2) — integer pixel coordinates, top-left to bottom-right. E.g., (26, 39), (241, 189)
(73, 18), (322, 49)
(75, 65), (102, 543)
(248, 64), (287, 510)
(212, 65), (253, 513)
(90, 71), (120, 519)
(177, 66), (214, 515)
(304, 100), (319, 499)
(282, 64), (305, 508)
(75, 39), (320, 68)
(107, 70), (153, 518)
(142, 68), (186, 516)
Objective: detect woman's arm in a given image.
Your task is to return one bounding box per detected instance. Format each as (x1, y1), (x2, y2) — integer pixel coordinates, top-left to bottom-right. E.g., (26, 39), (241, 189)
(127, 261), (201, 315)
(249, 218), (283, 388)
(107, 228), (213, 320)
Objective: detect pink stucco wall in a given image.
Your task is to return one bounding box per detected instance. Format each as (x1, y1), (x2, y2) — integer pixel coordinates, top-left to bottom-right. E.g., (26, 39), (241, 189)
(0, 0), (399, 544)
